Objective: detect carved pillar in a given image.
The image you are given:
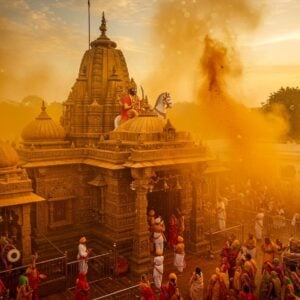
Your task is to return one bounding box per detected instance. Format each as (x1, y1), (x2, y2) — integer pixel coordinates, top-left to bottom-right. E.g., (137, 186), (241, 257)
(129, 168), (152, 275)
(22, 204), (32, 264)
(189, 164), (209, 253)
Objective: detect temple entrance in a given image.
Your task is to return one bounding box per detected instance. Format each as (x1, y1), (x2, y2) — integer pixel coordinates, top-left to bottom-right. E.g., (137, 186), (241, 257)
(147, 190), (180, 242)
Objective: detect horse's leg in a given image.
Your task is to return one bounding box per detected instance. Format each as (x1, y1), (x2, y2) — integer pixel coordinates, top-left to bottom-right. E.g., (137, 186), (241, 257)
(114, 115), (121, 129)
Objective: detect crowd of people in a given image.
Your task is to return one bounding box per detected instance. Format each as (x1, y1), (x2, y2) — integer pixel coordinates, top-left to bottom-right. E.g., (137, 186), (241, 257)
(138, 233), (300, 299)
(0, 253), (47, 300)
(206, 232), (300, 300)
(139, 208), (205, 299)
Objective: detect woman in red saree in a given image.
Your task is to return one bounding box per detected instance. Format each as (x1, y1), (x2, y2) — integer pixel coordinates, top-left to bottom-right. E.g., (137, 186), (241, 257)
(74, 272), (89, 300)
(139, 274), (155, 300)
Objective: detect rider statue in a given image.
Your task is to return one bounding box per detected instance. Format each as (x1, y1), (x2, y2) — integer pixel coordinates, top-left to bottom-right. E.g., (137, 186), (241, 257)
(120, 84), (144, 124)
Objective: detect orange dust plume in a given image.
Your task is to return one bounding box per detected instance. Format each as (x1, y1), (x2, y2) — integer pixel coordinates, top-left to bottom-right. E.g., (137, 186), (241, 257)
(146, 0), (288, 181)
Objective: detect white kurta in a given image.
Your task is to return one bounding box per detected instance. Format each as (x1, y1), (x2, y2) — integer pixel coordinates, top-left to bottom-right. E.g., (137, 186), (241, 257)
(153, 255), (164, 289)
(174, 253), (185, 272)
(255, 212), (264, 240)
(217, 201), (226, 230)
(77, 243), (88, 274)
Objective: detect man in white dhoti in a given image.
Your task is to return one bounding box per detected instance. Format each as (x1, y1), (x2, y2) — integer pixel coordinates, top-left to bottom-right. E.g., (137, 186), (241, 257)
(153, 249), (164, 289)
(77, 236), (91, 274)
(217, 197), (226, 230)
(174, 236), (185, 274)
(255, 209), (264, 241)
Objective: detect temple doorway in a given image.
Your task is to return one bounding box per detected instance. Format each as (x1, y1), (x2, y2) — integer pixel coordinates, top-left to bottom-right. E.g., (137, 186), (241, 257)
(147, 190), (180, 242)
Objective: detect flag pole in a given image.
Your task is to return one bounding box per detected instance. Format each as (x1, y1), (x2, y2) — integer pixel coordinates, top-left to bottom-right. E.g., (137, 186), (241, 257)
(88, 0), (91, 49)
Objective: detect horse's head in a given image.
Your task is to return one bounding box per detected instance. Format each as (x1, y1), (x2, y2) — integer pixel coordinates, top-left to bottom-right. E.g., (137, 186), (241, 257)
(162, 92), (173, 108)
(154, 92), (173, 118)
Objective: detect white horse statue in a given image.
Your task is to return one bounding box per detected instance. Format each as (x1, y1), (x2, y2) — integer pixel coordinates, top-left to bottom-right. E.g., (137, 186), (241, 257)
(114, 92), (173, 129)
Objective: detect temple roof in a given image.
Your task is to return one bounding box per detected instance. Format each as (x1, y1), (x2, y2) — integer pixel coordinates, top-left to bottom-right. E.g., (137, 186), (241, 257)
(0, 141), (18, 168)
(22, 102), (65, 142)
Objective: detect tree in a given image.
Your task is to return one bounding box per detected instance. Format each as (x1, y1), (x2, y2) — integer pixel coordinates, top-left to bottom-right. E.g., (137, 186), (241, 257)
(262, 87), (300, 139)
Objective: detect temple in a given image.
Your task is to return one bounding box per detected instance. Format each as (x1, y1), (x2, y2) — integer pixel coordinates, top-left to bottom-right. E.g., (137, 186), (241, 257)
(1, 13), (223, 275)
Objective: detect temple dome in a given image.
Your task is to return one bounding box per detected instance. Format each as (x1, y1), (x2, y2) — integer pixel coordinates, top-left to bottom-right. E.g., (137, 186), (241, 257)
(0, 141), (19, 168)
(115, 114), (166, 134)
(22, 102), (65, 142)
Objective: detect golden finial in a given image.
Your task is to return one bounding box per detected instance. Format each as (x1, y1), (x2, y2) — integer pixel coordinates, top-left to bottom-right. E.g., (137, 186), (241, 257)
(100, 12), (107, 37)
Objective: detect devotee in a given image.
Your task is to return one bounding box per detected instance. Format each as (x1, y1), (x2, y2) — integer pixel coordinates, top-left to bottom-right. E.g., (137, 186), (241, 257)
(217, 197), (226, 230)
(139, 274), (155, 300)
(266, 271), (282, 300)
(238, 284), (257, 300)
(219, 257), (230, 289)
(74, 272), (89, 300)
(148, 209), (156, 229)
(153, 249), (164, 290)
(288, 265), (300, 295)
(274, 239), (285, 260)
(261, 237), (278, 264)
(189, 266), (204, 300)
(160, 273), (177, 300)
(244, 233), (257, 259)
(153, 216), (166, 253)
(243, 253), (257, 290)
(272, 258), (284, 284)
(176, 208), (185, 237)
(26, 253), (47, 300)
(77, 236), (91, 274)
(174, 236), (185, 275)
(16, 268), (33, 300)
(259, 267), (271, 299)
(168, 212), (178, 249)
(148, 209), (156, 253)
(206, 271), (227, 300)
(255, 208), (264, 241)
(170, 287), (183, 300)
(233, 265), (242, 292)
(283, 276), (297, 300)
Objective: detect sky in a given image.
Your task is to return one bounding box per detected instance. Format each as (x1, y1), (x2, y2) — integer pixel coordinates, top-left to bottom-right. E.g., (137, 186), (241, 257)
(0, 0), (299, 107)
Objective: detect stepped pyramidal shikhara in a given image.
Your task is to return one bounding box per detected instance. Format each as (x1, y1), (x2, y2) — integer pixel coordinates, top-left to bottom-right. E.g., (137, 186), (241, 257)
(61, 13), (137, 147)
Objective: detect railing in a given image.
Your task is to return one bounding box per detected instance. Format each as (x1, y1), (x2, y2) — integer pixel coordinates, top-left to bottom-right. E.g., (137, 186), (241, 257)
(0, 250), (116, 298)
(226, 206), (297, 238)
(91, 284), (140, 300)
(205, 223), (244, 255)
(66, 252), (114, 289)
(0, 255), (66, 299)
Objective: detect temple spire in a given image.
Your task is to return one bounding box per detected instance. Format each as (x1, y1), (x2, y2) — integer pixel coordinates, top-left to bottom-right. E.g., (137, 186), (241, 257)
(100, 12), (107, 38)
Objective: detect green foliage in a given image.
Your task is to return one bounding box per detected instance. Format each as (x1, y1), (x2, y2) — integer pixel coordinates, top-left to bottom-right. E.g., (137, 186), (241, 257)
(0, 96), (63, 142)
(262, 87), (300, 139)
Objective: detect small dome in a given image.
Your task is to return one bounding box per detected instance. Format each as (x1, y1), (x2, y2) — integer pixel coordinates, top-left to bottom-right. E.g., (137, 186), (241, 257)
(115, 115), (166, 133)
(0, 141), (19, 168)
(22, 102), (65, 142)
